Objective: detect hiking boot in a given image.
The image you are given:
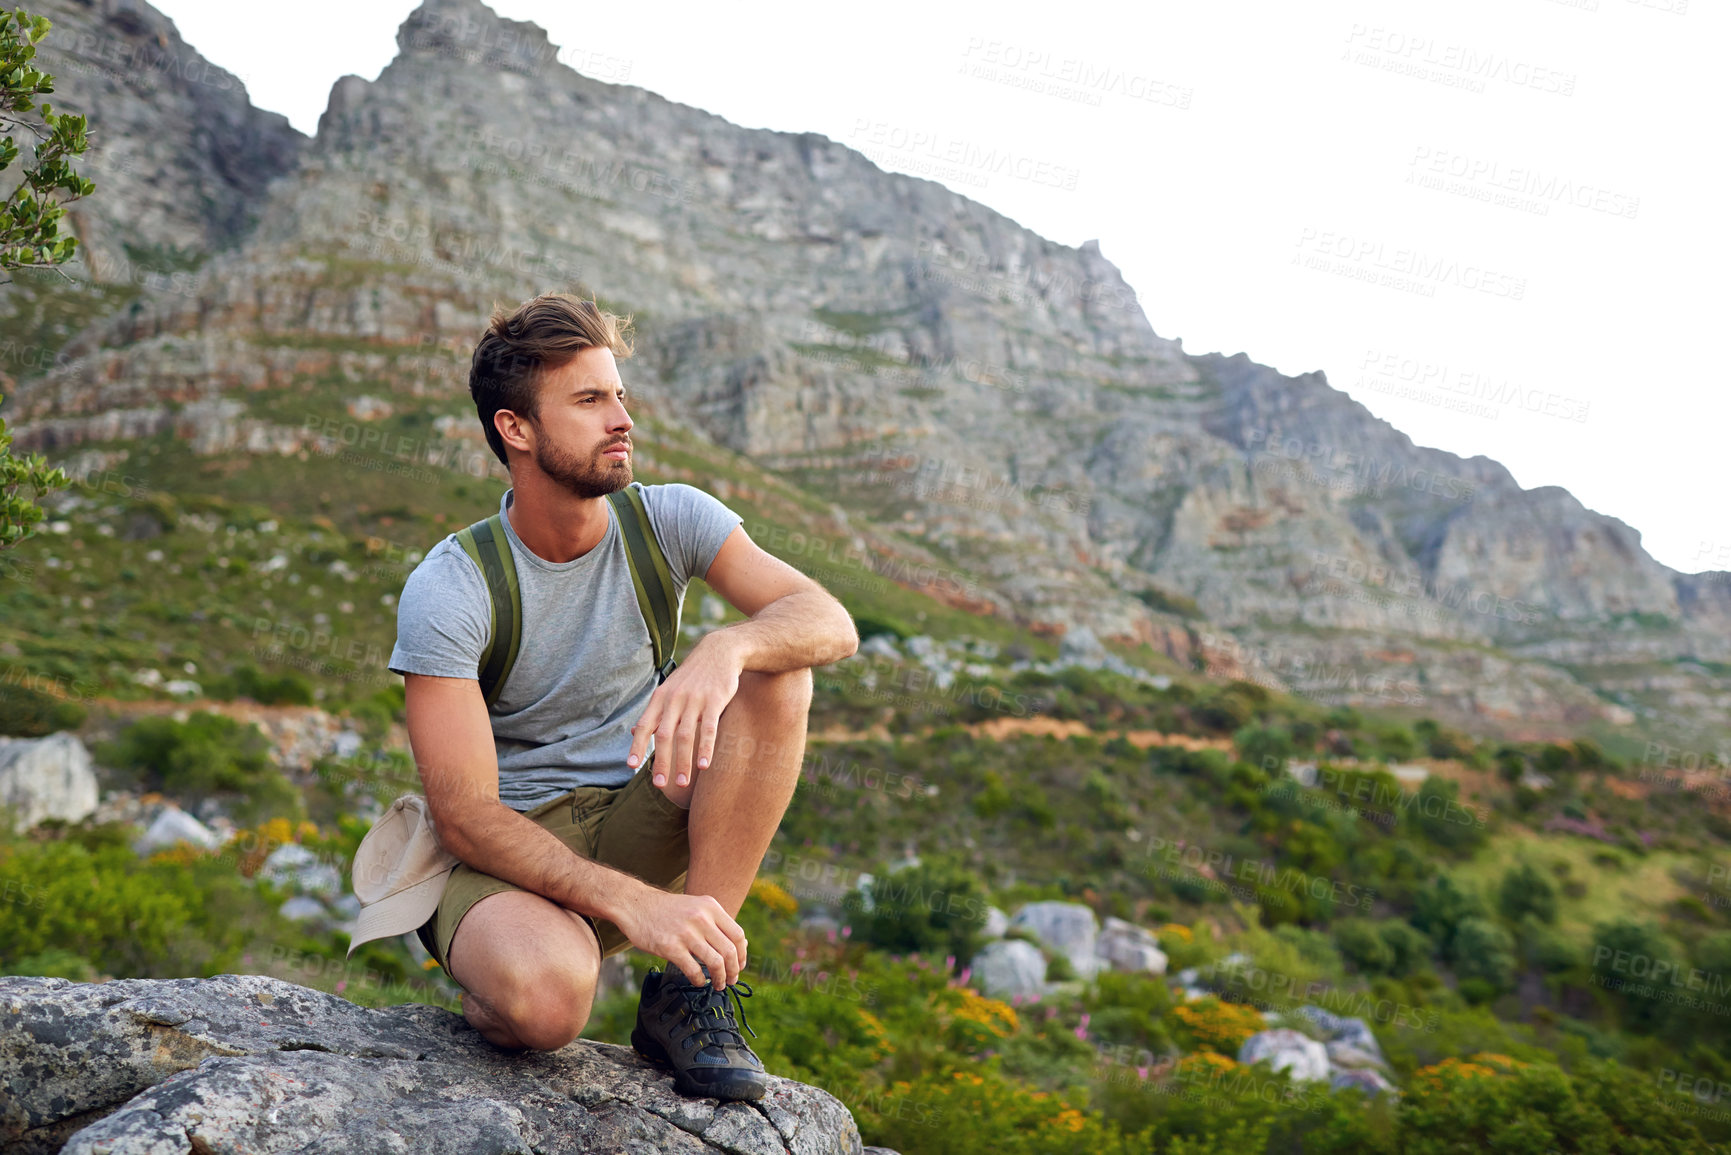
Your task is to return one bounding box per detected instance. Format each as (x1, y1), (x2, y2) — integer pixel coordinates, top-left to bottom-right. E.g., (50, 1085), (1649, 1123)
(630, 964), (768, 1101)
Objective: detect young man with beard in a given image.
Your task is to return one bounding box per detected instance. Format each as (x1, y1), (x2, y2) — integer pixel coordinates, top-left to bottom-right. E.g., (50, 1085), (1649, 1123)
(385, 292), (857, 1100)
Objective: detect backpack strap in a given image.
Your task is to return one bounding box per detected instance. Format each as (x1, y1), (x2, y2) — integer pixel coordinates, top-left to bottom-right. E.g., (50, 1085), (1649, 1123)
(453, 514), (522, 708)
(607, 485), (681, 683)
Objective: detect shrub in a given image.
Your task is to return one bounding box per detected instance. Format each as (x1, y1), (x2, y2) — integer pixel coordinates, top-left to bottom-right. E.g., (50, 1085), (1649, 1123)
(1497, 862), (1559, 925)
(0, 681), (87, 736)
(96, 711), (301, 824)
(841, 861), (990, 966)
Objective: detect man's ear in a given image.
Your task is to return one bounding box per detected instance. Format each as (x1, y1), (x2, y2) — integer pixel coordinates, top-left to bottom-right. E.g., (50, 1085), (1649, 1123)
(495, 409), (533, 455)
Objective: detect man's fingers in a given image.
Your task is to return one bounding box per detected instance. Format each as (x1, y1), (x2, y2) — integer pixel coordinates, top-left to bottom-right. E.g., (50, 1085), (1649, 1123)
(695, 705), (722, 772)
(720, 912), (748, 974)
(630, 696), (662, 777)
(656, 713), (680, 794)
(674, 712), (700, 787)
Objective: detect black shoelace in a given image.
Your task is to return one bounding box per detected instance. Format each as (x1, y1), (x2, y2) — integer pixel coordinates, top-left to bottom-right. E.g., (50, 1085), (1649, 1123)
(673, 977), (757, 1052)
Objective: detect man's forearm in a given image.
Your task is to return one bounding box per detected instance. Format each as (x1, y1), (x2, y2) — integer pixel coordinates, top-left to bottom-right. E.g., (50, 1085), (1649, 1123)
(438, 800), (649, 924)
(708, 589), (857, 673)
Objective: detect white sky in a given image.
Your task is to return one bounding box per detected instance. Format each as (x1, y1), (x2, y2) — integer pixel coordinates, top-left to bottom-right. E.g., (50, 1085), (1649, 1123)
(143, 0), (1728, 575)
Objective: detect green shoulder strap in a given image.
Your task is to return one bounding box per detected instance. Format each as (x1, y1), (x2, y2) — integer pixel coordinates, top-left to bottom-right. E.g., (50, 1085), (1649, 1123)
(454, 514), (522, 709)
(607, 485), (682, 684)
(454, 487), (681, 707)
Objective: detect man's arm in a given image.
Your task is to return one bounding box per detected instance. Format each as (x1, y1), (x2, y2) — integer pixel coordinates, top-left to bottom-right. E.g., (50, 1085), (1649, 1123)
(402, 672), (747, 987)
(625, 524), (859, 788)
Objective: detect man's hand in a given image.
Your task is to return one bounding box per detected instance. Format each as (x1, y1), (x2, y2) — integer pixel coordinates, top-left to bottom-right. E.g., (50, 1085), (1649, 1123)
(626, 631), (742, 791)
(612, 885), (748, 989)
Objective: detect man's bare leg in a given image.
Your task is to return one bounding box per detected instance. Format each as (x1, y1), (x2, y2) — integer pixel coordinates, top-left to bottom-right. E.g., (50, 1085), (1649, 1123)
(445, 888), (603, 1051)
(660, 667), (812, 919)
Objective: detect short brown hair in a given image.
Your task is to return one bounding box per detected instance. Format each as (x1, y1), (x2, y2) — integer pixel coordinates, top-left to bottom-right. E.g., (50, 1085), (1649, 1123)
(468, 292), (635, 466)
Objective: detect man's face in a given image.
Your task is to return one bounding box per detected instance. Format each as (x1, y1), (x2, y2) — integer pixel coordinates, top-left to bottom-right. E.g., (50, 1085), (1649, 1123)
(514, 345), (634, 498)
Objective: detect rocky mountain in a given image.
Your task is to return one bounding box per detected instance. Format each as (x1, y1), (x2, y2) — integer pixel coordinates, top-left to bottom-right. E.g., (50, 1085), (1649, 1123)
(0, 973), (879, 1155)
(3, 0), (1726, 749)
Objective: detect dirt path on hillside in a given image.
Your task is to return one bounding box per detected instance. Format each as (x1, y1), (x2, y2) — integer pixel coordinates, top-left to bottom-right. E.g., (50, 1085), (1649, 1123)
(808, 714), (1235, 751)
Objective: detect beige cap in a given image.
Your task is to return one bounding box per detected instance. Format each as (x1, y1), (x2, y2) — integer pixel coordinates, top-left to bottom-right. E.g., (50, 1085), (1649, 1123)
(346, 793), (460, 958)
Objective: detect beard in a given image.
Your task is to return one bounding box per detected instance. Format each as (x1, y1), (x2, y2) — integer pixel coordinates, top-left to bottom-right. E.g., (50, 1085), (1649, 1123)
(532, 431), (633, 499)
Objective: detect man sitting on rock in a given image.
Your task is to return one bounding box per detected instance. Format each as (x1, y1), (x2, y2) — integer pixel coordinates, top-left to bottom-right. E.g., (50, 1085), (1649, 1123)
(382, 292), (857, 1100)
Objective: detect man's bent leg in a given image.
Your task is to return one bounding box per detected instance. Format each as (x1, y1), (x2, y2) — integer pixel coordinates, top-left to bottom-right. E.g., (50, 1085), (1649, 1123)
(446, 889), (602, 1051)
(674, 667), (812, 918)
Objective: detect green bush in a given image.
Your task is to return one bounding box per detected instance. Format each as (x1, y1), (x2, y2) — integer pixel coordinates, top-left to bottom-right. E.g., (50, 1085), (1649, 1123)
(1497, 862), (1559, 925)
(96, 711), (301, 824)
(841, 860), (990, 966)
(0, 681), (87, 736)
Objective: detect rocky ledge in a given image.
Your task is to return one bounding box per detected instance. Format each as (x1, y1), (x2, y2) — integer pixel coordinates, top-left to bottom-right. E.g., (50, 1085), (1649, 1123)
(0, 973), (892, 1155)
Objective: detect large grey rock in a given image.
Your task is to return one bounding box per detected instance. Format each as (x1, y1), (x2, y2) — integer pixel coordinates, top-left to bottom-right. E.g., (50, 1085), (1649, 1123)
(1096, 917), (1168, 976)
(969, 940), (1047, 1001)
(0, 973), (873, 1155)
(259, 842), (344, 898)
(1330, 1067), (1396, 1097)
(1237, 1029), (1331, 1083)
(131, 807), (222, 855)
(0, 732), (99, 833)
(1008, 902), (1101, 980)
(1291, 1005), (1384, 1064)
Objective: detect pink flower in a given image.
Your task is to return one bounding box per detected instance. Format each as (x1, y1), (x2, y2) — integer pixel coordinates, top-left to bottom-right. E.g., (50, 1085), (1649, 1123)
(958, 966), (972, 986)
(944, 955), (955, 971)
(792, 962), (803, 974)
(841, 926), (852, 938)
(334, 979), (347, 993)
(1137, 1065), (1150, 1080)
(826, 929), (837, 944)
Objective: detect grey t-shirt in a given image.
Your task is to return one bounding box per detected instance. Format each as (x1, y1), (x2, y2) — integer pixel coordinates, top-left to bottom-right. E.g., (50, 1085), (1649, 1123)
(387, 481), (743, 810)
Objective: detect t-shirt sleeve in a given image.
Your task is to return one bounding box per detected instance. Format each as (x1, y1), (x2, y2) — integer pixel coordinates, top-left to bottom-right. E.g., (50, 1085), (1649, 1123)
(387, 541), (493, 679)
(640, 482), (745, 589)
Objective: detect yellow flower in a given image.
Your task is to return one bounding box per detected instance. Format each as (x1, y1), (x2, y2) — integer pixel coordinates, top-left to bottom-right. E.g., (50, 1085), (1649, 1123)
(747, 878), (798, 916)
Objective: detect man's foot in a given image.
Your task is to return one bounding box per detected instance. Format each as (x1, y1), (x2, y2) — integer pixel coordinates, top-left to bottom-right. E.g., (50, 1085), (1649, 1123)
(630, 965), (768, 1101)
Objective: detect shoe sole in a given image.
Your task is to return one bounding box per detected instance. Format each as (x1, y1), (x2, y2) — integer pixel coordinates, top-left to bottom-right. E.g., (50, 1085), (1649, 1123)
(631, 1024), (769, 1102)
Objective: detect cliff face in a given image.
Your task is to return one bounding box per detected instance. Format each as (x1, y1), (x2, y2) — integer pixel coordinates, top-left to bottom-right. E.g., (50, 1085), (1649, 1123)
(0, 974), (875, 1155)
(2, 0), (1724, 745)
(25, 0), (306, 275)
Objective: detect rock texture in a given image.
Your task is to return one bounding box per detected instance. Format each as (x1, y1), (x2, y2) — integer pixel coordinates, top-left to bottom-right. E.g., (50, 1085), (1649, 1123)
(25, 0), (305, 277)
(0, 973), (874, 1155)
(0, 732), (99, 833)
(4, 0), (1727, 745)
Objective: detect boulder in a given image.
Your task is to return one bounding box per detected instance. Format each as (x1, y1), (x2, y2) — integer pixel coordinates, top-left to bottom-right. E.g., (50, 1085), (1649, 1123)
(1008, 902), (1101, 980)
(1237, 1029), (1331, 1082)
(970, 939), (1047, 1001)
(1325, 1042), (1387, 1071)
(1330, 1067), (1396, 1097)
(981, 906), (1009, 939)
(0, 732), (99, 832)
(1096, 917), (1168, 975)
(259, 841), (344, 897)
(0, 973), (879, 1155)
(131, 807), (222, 855)
(1292, 1006), (1384, 1063)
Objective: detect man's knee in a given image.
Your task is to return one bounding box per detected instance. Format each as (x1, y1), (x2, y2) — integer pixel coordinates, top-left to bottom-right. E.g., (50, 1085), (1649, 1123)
(491, 956), (597, 1050)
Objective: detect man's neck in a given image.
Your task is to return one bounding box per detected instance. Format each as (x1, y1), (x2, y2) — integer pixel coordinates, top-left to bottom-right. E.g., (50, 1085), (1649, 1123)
(503, 472), (611, 564)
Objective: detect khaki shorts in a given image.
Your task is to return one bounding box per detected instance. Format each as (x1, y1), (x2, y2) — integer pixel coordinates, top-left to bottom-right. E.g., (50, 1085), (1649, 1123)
(416, 757), (689, 990)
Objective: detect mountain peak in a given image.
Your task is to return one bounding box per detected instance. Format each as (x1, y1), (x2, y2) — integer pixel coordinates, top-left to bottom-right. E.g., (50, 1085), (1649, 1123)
(395, 0), (560, 77)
